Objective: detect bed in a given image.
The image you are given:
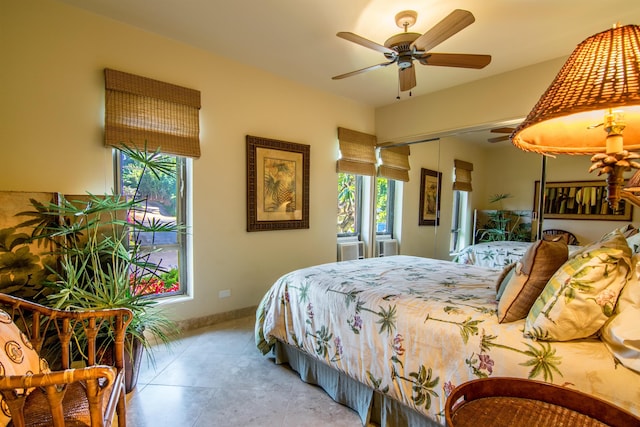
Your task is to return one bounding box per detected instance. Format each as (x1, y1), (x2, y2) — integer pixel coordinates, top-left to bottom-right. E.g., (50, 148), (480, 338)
(453, 240), (581, 268)
(255, 254), (640, 426)
(453, 241), (534, 268)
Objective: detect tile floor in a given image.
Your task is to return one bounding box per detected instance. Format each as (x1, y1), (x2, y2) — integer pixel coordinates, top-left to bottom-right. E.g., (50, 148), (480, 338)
(126, 315), (363, 426)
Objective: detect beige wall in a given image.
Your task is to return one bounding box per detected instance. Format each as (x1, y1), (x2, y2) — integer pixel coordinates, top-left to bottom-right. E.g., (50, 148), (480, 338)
(1, 0), (374, 322)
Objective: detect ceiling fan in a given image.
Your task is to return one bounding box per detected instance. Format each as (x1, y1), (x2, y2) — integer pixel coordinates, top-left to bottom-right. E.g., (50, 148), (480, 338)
(487, 127), (516, 143)
(332, 9), (492, 92)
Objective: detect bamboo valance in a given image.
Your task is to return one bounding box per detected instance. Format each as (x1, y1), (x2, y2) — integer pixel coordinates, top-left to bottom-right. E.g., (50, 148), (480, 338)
(378, 145), (411, 182)
(336, 127), (377, 176)
(104, 68), (201, 158)
(453, 159), (474, 192)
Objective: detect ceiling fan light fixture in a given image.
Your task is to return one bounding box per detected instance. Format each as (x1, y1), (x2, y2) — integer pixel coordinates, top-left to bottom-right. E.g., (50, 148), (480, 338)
(395, 10), (417, 31)
(398, 56), (413, 69)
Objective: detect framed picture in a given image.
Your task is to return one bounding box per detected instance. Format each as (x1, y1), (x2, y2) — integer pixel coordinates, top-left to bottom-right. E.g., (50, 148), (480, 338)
(246, 135), (310, 232)
(419, 168), (442, 226)
(534, 180), (632, 221)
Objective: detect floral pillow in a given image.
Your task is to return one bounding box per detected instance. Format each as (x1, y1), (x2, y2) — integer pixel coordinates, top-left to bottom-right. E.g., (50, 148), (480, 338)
(601, 254), (640, 372)
(0, 309), (49, 426)
(524, 230), (632, 341)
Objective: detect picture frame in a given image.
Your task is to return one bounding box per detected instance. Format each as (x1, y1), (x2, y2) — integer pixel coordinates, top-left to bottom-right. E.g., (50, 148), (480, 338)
(533, 180), (632, 221)
(246, 135), (310, 232)
(419, 168), (442, 226)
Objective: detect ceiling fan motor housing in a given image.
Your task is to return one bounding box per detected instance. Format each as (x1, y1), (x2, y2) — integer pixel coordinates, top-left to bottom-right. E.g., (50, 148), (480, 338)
(384, 32), (421, 67)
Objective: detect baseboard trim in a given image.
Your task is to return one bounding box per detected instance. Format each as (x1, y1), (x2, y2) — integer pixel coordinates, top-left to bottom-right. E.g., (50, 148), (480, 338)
(175, 305), (258, 333)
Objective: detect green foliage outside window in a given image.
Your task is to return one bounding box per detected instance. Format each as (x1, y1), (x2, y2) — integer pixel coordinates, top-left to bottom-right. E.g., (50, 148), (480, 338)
(376, 178), (388, 233)
(121, 153), (177, 215)
(337, 173), (357, 234)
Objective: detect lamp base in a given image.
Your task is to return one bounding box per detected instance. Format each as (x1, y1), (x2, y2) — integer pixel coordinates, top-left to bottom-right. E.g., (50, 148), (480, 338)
(590, 150), (640, 211)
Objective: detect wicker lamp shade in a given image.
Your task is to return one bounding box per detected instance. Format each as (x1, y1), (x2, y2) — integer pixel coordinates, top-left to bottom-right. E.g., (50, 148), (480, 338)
(512, 24), (640, 210)
(512, 24), (640, 155)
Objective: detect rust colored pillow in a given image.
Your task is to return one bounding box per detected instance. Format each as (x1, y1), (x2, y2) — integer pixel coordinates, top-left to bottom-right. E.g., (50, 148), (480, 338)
(497, 239), (568, 323)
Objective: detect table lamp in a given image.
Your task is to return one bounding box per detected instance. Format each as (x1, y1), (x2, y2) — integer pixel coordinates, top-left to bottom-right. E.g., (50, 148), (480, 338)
(512, 24), (640, 211)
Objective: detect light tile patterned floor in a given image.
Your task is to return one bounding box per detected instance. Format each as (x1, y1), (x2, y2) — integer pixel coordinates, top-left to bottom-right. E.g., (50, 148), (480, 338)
(126, 315), (363, 426)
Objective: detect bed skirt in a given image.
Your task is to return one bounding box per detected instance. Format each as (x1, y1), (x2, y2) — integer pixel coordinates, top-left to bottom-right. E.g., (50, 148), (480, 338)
(273, 341), (440, 427)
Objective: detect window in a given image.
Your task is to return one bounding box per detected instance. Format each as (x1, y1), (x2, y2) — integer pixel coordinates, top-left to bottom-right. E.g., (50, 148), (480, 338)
(450, 190), (468, 254)
(375, 177), (395, 235)
(337, 172), (362, 237)
(105, 68), (200, 299)
(116, 150), (188, 297)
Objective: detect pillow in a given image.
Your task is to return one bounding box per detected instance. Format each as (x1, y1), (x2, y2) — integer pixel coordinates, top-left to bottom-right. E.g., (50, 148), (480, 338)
(601, 254), (640, 372)
(617, 223), (638, 238)
(0, 309), (49, 426)
(524, 230), (632, 341)
(497, 239), (568, 323)
(495, 263), (516, 301)
(626, 232), (640, 255)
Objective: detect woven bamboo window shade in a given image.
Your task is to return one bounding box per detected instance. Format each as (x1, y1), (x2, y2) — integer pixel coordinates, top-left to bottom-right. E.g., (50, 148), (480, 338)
(378, 146), (411, 182)
(336, 127), (377, 176)
(453, 159), (473, 192)
(104, 68), (201, 158)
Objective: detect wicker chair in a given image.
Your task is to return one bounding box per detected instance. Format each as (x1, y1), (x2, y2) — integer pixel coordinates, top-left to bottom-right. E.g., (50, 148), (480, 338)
(0, 293), (132, 427)
(445, 377), (640, 427)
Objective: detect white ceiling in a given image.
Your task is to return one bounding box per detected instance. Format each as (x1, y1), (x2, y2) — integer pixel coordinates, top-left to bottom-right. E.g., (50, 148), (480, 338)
(56, 0), (640, 109)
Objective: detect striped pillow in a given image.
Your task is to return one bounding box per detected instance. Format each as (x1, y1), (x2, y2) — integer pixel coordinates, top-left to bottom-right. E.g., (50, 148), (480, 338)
(497, 239), (568, 323)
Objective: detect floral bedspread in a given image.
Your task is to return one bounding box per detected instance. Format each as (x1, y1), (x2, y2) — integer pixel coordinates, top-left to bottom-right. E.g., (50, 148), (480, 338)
(256, 255), (639, 424)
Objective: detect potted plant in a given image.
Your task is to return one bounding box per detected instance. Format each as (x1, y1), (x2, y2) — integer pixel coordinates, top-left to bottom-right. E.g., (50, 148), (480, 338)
(477, 194), (531, 243)
(20, 144), (183, 391)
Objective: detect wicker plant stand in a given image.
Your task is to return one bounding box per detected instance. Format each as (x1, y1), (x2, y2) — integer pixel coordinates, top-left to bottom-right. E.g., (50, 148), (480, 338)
(445, 377), (639, 427)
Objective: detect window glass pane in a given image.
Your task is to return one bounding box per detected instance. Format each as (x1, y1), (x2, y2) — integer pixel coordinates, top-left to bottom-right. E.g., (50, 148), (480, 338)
(118, 151), (186, 297)
(375, 177), (394, 235)
(337, 172), (359, 236)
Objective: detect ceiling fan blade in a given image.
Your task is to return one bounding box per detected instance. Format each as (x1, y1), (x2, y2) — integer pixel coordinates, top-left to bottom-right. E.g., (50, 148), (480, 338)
(337, 32), (396, 55)
(491, 127), (516, 134)
(418, 53), (491, 69)
(332, 61), (394, 80)
(411, 9), (475, 52)
(399, 66), (416, 92)
(488, 135), (510, 143)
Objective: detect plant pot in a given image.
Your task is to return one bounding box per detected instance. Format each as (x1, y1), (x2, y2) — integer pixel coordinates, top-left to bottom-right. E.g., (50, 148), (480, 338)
(99, 333), (145, 394)
(124, 334), (144, 393)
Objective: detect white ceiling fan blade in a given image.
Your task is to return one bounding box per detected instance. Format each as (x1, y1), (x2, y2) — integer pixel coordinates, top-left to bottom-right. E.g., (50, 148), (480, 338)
(332, 61), (395, 80)
(411, 9), (475, 52)
(399, 66), (416, 92)
(337, 32), (396, 55)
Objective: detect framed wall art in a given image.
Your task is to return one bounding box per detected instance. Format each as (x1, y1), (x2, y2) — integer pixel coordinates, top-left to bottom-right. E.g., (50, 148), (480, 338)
(246, 135), (310, 231)
(533, 180), (632, 221)
(419, 168), (442, 226)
